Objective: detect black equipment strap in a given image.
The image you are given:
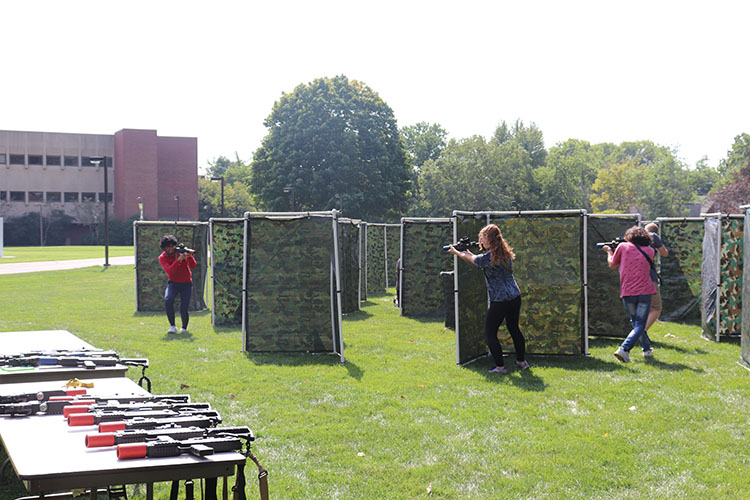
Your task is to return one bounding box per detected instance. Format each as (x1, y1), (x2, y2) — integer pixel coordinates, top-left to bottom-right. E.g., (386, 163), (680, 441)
(634, 244), (662, 285)
(170, 480), (179, 500)
(205, 477), (218, 500)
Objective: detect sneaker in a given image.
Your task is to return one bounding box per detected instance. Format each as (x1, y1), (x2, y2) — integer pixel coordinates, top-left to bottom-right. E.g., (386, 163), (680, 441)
(488, 366), (508, 374)
(180, 327), (188, 334)
(167, 326), (178, 334)
(643, 349), (654, 358)
(614, 347), (631, 363)
(515, 360), (530, 370)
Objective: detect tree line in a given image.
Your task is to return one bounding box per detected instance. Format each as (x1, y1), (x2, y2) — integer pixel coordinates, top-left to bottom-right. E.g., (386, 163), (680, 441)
(195, 74), (748, 222)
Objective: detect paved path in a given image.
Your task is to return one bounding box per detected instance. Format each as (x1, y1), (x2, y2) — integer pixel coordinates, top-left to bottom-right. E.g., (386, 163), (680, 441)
(0, 256), (134, 275)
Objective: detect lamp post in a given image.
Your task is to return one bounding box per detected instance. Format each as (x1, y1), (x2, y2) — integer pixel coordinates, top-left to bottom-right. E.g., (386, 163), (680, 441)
(210, 177), (225, 217)
(283, 186), (295, 211)
(137, 196), (144, 221)
(175, 195), (180, 221)
(90, 156), (108, 267)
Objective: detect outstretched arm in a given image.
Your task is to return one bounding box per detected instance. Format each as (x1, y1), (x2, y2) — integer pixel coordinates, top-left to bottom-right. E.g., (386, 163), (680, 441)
(448, 246), (476, 265)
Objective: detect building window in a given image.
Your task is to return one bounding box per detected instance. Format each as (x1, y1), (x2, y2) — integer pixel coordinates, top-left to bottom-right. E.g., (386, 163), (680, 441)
(81, 192), (96, 202)
(28, 191), (43, 202)
(64, 192), (79, 203)
(47, 192), (62, 203)
(0, 154), (6, 165)
(0, 191), (6, 201)
(28, 155), (43, 166)
(9, 154), (25, 165)
(64, 155), (79, 167)
(10, 191), (25, 202)
(46, 155), (61, 166)
(98, 192), (113, 203)
(81, 156), (93, 167)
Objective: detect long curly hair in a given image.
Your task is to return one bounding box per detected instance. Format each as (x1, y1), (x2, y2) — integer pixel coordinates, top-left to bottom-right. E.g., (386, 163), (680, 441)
(479, 224), (515, 267)
(624, 226), (652, 246)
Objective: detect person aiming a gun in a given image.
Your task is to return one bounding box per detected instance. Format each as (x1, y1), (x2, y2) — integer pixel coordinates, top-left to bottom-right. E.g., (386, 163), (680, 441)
(159, 235), (196, 334)
(447, 224), (529, 374)
(602, 226), (656, 363)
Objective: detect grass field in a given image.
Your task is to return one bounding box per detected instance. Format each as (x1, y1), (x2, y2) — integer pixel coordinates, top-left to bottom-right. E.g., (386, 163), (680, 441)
(1, 265), (750, 499)
(0, 246), (133, 263)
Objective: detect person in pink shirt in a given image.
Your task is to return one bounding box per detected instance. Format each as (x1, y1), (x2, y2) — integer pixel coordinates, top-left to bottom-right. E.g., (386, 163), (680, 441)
(158, 235), (197, 334)
(602, 226), (656, 363)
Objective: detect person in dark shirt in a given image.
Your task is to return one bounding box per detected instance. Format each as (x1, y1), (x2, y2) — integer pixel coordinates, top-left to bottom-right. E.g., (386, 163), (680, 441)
(448, 224), (529, 374)
(158, 235), (197, 334)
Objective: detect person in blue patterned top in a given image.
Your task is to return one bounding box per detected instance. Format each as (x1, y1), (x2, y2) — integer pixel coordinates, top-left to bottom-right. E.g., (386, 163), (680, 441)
(448, 224), (529, 373)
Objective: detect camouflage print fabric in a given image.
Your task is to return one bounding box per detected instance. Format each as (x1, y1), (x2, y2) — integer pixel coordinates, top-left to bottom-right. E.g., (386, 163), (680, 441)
(243, 215), (339, 353)
(741, 210), (750, 366)
(659, 219), (704, 323)
(338, 219), (361, 314)
(455, 214), (489, 363)
(134, 222), (208, 312)
(385, 225), (401, 287)
(440, 270), (455, 329)
(210, 219), (245, 326)
(365, 224), (386, 296)
(487, 213), (585, 356)
(587, 216), (639, 338)
(703, 216), (744, 340)
(400, 219), (454, 317)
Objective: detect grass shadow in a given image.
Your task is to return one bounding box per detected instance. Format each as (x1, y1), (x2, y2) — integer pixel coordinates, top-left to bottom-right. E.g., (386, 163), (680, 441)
(163, 331), (196, 342)
(243, 351), (363, 380)
(344, 309), (374, 321)
(643, 357), (704, 373)
(589, 335), (708, 355)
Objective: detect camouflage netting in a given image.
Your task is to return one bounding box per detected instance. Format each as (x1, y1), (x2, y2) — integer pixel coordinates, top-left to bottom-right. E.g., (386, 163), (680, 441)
(242, 213), (343, 360)
(658, 219), (704, 323)
(365, 224), (386, 296)
(455, 211), (587, 364)
(385, 224), (400, 287)
(702, 215), (744, 341)
(741, 208), (750, 367)
(338, 218), (361, 313)
(440, 271), (455, 329)
(209, 218), (245, 326)
(134, 222), (208, 312)
(400, 218), (454, 317)
(587, 215), (640, 338)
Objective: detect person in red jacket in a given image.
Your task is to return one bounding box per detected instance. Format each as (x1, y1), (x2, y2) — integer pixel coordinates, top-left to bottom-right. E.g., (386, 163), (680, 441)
(158, 235), (197, 334)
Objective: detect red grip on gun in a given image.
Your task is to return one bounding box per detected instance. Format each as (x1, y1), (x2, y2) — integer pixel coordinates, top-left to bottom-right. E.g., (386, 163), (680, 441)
(99, 421), (127, 432)
(68, 414), (95, 426)
(117, 443), (147, 459)
(86, 432), (115, 448)
(63, 403), (97, 418)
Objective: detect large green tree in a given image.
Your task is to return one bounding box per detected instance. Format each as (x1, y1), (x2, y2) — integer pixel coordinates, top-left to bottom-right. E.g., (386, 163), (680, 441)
(251, 75), (410, 220)
(535, 139), (605, 210)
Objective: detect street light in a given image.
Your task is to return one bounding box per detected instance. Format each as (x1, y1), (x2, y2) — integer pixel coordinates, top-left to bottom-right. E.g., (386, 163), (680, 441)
(89, 156), (109, 267)
(283, 186), (295, 211)
(174, 195), (180, 221)
(137, 196), (144, 221)
(210, 177), (225, 217)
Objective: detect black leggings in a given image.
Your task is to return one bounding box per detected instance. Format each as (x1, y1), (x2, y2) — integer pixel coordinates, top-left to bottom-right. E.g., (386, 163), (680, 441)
(485, 296), (526, 367)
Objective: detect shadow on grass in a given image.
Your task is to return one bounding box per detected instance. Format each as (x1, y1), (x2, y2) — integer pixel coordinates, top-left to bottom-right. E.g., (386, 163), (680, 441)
(163, 331), (196, 342)
(242, 351), (364, 380)
(589, 336), (709, 355)
(344, 309), (374, 321)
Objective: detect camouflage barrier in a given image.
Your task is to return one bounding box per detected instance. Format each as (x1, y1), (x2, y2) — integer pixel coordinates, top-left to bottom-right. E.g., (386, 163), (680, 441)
(454, 211), (587, 364)
(702, 214), (744, 341)
(338, 218), (361, 313)
(587, 214), (640, 338)
(365, 224), (386, 296)
(658, 218), (704, 323)
(385, 224), (400, 287)
(134, 221), (208, 312)
(242, 212), (344, 362)
(400, 218), (454, 318)
(209, 218), (245, 326)
(440, 270), (455, 329)
(741, 206), (750, 367)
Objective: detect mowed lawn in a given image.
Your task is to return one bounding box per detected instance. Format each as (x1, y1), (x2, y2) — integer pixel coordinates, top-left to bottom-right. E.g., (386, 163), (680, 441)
(0, 246), (133, 264)
(1, 265), (750, 499)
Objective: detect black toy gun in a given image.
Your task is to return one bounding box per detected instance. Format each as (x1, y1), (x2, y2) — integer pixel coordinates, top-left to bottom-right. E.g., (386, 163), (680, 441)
(595, 237), (625, 250)
(98, 413), (221, 433)
(86, 425), (253, 448)
(0, 387), (88, 404)
(68, 407), (221, 426)
(175, 243), (195, 254)
(117, 434), (249, 460)
(62, 400), (210, 418)
(0, 394), (192, 418)
(442, 237), (479, 252)
(0, 355), (149, 370)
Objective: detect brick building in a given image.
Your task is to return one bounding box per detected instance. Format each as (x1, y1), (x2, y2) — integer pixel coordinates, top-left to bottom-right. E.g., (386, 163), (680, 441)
(0, 128), (198, 242)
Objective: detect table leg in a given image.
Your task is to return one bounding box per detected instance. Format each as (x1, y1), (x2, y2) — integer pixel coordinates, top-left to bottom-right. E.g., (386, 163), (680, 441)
(146, 482), (153, 500)
(223, 476), (228, 500)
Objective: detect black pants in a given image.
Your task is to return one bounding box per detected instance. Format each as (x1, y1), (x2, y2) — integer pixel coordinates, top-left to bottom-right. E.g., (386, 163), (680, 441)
(485, 296), (526, 367)
(165, 281), (192, 329)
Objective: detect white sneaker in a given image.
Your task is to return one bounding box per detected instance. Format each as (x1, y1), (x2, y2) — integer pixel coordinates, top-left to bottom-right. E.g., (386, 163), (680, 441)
(180, 327), (188, 334)
(614, 347), (631, 363)
(643, 349), (654, 358)
(167, 326), (178, 334)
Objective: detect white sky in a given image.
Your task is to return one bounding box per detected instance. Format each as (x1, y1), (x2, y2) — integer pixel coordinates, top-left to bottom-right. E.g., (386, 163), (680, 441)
(2, 0), (748, 171)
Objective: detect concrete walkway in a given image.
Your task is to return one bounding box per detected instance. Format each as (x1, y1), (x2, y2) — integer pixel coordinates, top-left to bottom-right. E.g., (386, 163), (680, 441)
(0, 256), (135, 275)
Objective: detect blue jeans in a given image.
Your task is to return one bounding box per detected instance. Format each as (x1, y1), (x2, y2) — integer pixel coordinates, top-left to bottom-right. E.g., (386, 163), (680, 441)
(620, 294), (652, 352)
(165, 281), (192, 328)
